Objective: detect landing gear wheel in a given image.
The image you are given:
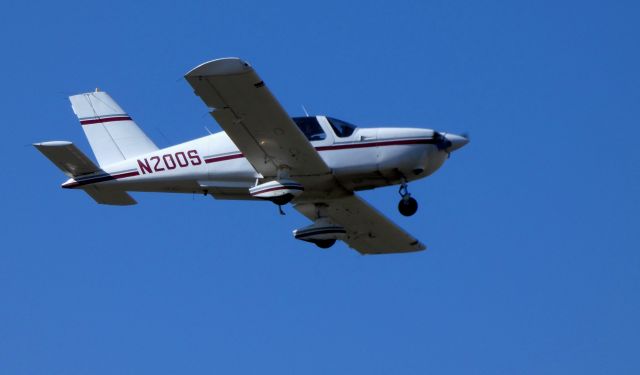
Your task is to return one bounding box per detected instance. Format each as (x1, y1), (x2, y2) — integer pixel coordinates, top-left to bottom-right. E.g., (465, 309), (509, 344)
(313, 239), (336, 249)
(398, 181), (418, 216)
(398, 197), (418, 216)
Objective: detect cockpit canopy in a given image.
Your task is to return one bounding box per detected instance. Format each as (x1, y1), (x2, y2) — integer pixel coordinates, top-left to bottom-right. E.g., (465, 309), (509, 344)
(326, 117), (356, 137)
(292, 116), (357, 141)
(292, 117), (326, 141)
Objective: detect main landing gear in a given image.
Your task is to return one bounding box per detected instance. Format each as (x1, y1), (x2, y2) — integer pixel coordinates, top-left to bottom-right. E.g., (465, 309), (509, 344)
(398, 182), (418, 217)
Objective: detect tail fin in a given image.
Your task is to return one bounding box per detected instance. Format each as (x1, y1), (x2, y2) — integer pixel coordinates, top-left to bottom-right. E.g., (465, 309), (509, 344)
(69, 91), (158, 167)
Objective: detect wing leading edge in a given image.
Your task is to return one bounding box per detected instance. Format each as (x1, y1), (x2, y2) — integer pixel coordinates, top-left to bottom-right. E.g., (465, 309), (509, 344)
(295, 195), (426, 254)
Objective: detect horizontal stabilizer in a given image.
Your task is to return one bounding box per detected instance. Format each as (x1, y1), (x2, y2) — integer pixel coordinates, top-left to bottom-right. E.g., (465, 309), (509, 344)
(34, 141), (100, 177)
(35, 141), (137, 206)
(84, 186), (137, 205)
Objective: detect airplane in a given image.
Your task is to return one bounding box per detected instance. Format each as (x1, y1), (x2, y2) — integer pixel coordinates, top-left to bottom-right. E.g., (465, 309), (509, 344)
(34, 58), (469, 255)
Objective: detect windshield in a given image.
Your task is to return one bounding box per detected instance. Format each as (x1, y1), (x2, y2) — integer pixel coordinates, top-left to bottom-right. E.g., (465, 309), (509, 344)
(327, 117), (357, 138)
(292, 117), (327, 141)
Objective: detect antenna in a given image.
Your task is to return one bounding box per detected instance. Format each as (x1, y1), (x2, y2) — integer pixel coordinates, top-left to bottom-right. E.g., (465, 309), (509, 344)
(302, 105), (310, 117)
(204, 126), (213, 135)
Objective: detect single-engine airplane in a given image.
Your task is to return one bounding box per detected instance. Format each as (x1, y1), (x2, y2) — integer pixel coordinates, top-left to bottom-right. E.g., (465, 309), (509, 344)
(35, 58), (468, 254)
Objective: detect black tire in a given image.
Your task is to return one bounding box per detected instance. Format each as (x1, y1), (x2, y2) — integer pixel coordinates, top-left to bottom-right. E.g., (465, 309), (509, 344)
(398, 197), (418, 216)
(314, 239), (336, 249)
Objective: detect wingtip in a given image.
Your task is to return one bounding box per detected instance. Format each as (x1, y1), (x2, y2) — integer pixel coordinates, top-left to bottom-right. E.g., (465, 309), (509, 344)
(355, 242), (427, 255)
(409, 239), (427, 251)
(185, 57), (252, 78)
(33, 141), (73, 148)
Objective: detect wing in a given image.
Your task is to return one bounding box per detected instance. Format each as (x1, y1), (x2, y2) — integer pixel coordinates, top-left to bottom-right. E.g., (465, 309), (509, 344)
(295, 195), (426, 254)
(185, 58), (331, 178)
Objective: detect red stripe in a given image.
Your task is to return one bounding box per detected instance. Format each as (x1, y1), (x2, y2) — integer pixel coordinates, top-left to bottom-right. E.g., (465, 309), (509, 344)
(202, 138), (431, 165)
(62, 170), (139, 188)
(316, 139), (433, 151)
(111, 171), (140, 179)
(80, 116), (132, 125)
(205, 153), (244, 164)
(61, 138), (429, 188)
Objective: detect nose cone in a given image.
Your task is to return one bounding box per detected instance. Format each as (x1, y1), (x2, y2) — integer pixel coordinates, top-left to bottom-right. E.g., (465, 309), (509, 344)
(444, 133), (469, 152)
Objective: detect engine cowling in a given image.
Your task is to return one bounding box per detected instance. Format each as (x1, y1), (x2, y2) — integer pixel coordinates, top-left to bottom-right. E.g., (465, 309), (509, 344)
(293, 218), (347, 245)
(249, 179), (304, 205)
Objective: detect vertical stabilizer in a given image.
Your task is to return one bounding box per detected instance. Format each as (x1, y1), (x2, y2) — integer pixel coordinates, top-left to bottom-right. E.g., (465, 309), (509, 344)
(69, 91), (158, 166)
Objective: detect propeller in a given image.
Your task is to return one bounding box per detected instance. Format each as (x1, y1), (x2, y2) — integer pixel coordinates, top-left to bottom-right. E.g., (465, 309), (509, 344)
(434, 131), (470, 157)
(434, 131), (452, 151)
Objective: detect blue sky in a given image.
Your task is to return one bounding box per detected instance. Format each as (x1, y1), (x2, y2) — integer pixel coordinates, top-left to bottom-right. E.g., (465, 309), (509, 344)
(1, 0), (639, 373)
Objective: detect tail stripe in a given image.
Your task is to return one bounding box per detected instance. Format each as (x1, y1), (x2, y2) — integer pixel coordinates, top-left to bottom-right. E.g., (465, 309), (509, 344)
(69, 91), (158, 167)
(80, 115), (132, 125)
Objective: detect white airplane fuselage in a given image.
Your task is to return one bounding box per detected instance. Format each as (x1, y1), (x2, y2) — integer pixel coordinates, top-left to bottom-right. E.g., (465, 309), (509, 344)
(62, 115), (462, 199)
(36, 58), (471, 254)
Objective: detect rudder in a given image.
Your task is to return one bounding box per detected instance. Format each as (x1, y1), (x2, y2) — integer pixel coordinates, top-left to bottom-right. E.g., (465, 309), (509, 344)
(70, 90), (158, 166)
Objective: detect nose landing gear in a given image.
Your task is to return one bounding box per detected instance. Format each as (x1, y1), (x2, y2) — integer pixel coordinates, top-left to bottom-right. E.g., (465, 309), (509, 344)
(398, 182), (418, 216)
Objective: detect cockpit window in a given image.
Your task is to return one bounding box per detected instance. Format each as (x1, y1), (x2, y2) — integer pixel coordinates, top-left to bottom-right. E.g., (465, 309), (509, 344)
(327, 117), (357, 138)
(292, 117), (326, 141)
